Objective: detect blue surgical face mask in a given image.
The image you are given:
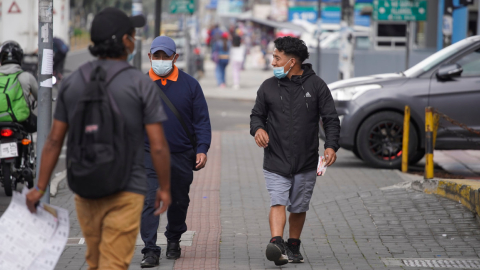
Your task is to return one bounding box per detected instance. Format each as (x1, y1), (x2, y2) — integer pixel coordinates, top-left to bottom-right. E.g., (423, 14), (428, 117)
(151, 54), (175, 77)
(127, 36), (137, 62)
(273, 58), (293, 79)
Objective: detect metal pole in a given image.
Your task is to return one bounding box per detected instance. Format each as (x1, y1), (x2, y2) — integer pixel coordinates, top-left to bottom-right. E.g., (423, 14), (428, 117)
(477, 0), (480, 35)
(316, 0), (322, 76)
(37, 0), (54, 203)
(425, 107), (434, 179)
(401, 105), (410, 173)
(184, 15), (192, 75)
(155, 0), (162, 37)
(132, 0), (143, 70)
(405, 21), (410, 70)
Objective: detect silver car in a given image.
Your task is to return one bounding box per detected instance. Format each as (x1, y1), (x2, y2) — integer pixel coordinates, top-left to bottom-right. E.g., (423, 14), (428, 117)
(326, 36), (480, 168)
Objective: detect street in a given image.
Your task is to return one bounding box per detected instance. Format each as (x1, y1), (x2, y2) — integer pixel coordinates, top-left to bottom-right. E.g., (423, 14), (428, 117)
(1, 50), (480, 270)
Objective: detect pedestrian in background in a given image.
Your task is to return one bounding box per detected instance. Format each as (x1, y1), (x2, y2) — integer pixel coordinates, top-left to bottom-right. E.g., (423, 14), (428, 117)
(230, 35), (245, 90)
(26, 8), (172, 270)
(140, 36), (212, 268)
(250, 36), (340, 266)
(212, 32), (230, 88)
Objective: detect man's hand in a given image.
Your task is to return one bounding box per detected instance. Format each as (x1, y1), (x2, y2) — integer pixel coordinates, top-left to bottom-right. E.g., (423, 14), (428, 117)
(254, 129), (269, 148)
(154, 189), (171, 215)
(324, 148), (337, 167)
(26, 189), (43, 213)
(196, 153), (207, 170)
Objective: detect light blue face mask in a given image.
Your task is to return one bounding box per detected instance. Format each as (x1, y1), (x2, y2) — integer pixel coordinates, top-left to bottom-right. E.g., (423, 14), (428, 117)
(273, 59), (293, 79)
(127, 36), (137, 62)
(151, 54), (176, 76)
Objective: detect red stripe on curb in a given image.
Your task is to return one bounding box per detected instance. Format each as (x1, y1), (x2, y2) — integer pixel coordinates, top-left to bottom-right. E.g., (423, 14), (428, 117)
(174, 131), (221, 270)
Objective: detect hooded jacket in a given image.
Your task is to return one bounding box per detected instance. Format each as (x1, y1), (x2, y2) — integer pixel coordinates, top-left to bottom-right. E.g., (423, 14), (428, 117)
(250, 64), (340, 177)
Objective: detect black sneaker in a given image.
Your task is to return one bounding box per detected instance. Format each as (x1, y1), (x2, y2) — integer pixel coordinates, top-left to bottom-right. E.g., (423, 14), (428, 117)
(286, 238), (304, 263)
(166, 240), (181, 260)
(265, 237), (288, 266)
(141, 251), (160, 268)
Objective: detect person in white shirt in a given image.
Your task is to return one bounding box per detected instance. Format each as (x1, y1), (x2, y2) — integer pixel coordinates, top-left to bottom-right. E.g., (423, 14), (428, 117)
(230, 35), (245, 90)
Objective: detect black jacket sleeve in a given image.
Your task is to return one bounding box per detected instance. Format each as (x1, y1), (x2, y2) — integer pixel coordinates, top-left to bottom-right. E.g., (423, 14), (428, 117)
(318, 80), (341, 152)
(250, 85), (268, 136)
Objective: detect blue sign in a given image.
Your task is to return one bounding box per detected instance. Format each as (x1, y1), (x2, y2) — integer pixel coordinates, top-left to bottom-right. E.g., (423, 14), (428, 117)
(288, 6), (317, 23)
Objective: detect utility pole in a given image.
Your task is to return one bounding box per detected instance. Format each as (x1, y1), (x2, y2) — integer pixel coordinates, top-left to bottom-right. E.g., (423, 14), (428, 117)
(316, 0), (322, 76)
(338, 0), (355, 80)
(184, 15), (192, 75)
(155, 0), (162, 37)
(132, 0), (143, 70)
(37, 0), (54, 203)
(341, 0), (354, 26)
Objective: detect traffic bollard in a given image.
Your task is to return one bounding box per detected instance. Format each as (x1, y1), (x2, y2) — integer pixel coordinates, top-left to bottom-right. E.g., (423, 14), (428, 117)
(425, 107), (434, 179)
(401, 105), (410, 173)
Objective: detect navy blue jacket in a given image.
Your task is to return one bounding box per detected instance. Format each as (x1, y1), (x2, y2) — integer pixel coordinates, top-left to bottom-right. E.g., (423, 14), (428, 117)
(145, 69), (211, 155)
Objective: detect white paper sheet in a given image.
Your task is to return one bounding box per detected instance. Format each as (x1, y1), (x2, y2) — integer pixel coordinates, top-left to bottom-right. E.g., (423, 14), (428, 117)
(40, 78), (52, 88)
(41, 49), (54, 75)
(0, 187), (69, 270)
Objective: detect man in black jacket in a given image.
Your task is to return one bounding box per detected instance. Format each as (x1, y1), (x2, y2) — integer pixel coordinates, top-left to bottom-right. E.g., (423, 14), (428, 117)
(250, 37), (340, 266)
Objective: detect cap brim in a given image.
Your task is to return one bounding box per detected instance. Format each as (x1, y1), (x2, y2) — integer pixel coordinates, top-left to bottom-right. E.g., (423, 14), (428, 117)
(130, 15), (146, 28)
(151, 46), (175, 56)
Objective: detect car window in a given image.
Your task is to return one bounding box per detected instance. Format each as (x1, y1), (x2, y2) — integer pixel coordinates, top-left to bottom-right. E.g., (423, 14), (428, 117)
(355, 36), (370, 49)
(456, 49), (480, 77)
(404, 38), (472, 77)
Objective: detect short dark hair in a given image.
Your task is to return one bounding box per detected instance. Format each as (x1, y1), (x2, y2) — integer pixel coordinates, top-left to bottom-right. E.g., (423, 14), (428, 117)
(89, 28), (134, 58)
(274, 37), (309, 63)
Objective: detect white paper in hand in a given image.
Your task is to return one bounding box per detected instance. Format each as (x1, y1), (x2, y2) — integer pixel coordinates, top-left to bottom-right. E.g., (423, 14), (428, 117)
(317, 156), (327, 176)
(0, 187), (69, 270)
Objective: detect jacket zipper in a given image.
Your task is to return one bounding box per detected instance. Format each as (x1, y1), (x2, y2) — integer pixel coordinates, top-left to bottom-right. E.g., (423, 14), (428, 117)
(289, 87), (294, 176)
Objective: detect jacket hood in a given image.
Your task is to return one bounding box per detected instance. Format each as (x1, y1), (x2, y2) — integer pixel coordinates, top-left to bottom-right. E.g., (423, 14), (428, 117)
(0, 64), (22, 74)
(278, 63), (316, 87)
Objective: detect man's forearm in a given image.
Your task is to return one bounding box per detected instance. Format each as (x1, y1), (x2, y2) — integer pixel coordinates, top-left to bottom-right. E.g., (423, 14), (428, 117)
(37, 137), (63, 190)
(151, 148), (171, 192)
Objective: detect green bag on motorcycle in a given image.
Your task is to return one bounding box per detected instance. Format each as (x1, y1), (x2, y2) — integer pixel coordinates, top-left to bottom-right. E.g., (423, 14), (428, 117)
(0, 71), (30, 122)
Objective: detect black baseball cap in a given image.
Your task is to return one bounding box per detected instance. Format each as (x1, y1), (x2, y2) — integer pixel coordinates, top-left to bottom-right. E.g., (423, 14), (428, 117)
(90, 7), (146, 44)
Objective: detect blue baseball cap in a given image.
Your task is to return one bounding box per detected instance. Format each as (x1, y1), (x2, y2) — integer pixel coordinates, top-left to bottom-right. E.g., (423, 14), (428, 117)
(150, 36), (176, 56)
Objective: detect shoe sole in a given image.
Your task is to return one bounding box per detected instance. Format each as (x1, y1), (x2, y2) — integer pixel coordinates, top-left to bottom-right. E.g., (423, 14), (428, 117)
(266, 244), (288, 266)
(288, 259), (305, 263)
(141, 263), (159, 268)
(166, 255), (180, 260)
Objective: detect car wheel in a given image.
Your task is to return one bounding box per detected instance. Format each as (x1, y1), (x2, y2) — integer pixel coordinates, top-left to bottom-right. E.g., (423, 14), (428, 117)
(357, 112), (418, 169)
(409, 149), (425, 165)
(353, 147), (362, 160)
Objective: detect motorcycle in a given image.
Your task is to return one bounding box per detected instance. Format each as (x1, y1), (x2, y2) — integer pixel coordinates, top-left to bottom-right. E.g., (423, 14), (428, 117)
(0, 122), (36, 196)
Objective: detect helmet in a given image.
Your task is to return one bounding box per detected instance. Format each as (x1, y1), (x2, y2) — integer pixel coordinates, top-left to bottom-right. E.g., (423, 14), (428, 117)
(0, 41), (24, 65)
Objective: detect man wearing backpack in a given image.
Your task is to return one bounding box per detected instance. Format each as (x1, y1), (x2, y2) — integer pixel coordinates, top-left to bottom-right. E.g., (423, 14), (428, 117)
(140, 36), (212, 268)
(26, 8), (172, 270)
(0, 41), (38, 129)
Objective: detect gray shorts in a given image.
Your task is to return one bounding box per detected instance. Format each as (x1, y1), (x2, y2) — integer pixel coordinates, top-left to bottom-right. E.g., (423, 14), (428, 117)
(263, 169), (317, 213)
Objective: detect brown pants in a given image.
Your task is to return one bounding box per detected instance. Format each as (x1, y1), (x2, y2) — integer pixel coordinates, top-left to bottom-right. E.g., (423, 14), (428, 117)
(75, 191), (145, 270)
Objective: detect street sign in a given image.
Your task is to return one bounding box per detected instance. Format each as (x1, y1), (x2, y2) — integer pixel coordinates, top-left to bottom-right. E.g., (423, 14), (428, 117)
(170, 0), (195, 14)
(373, 0), (427, 21)
(288, 6), (317, 24)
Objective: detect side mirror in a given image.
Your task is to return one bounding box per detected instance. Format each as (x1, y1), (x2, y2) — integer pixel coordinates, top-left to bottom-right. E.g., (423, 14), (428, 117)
(436, 63), (463, 80)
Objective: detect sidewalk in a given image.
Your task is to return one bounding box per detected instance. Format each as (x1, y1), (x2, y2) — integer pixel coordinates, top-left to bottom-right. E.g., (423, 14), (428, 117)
(434, 150), (480, 179)
(50, 130), (480, 269)
(198, 58), (271, 101)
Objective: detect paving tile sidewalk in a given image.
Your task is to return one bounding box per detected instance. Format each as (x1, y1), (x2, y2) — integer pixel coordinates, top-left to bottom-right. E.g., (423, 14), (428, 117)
(220, 132), (480, 270)
(16, 130), (480, 270)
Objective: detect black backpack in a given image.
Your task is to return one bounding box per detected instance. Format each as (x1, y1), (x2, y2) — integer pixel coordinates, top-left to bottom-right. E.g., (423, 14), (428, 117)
(66, 62), (134, 198)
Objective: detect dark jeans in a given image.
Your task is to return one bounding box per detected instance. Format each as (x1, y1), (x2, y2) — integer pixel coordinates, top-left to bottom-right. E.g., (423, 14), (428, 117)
(141, 149), (194, 255)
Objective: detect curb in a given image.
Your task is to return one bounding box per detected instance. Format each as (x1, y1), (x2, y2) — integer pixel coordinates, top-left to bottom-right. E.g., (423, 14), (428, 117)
(394, 171), (480, 220)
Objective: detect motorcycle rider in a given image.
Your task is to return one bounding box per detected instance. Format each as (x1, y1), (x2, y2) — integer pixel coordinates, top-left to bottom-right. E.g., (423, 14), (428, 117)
(0, 41), (38, 129)
(53, 37), (69, 81)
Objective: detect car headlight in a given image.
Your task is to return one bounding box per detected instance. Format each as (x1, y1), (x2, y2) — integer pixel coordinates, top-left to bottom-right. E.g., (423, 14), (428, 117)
(331, 84), (382, 101)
